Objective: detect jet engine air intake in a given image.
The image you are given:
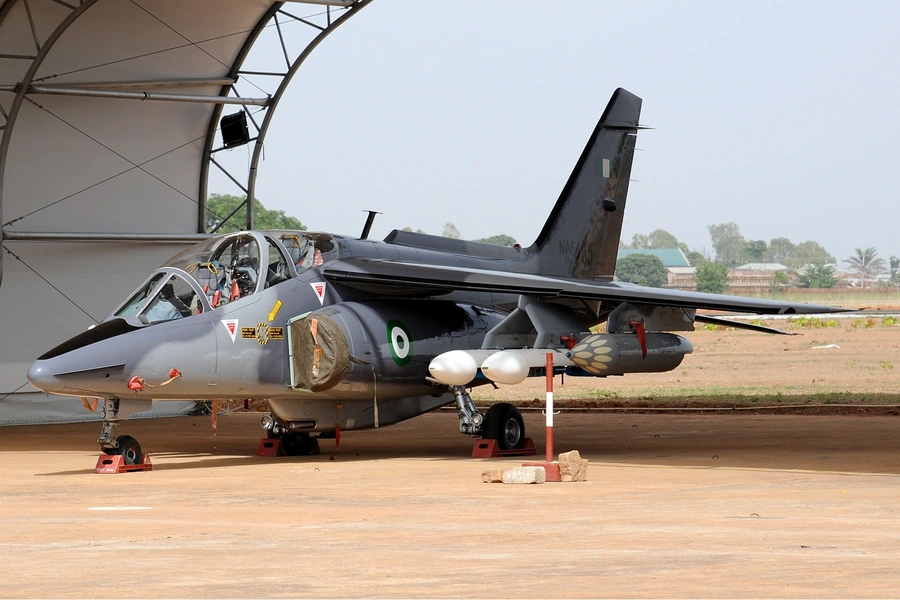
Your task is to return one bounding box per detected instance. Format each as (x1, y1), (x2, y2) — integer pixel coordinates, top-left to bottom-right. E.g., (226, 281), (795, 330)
(289, 310), (351, 392)
(288, 301), (501, 396)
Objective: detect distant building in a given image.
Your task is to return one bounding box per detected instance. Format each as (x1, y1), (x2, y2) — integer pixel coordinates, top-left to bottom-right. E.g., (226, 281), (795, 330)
(615, 251), (802, 291)
(616, 248), (694, 289)
(617, 248), (691, 268)
(735, 262), (790, 271)
(723, 263), (791, 291)
(666, 266), (697, 289)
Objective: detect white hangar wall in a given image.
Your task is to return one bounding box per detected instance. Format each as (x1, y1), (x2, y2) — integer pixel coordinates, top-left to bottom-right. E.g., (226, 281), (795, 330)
(0, 0), (371, 423)
(0, 243), (190, 423)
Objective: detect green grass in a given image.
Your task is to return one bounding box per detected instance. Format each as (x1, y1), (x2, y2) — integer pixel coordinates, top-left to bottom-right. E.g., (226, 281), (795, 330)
(480, 391), (900, 409)
(473, 383), (900, 404)
(729, 289), (900, 308)
(787, 316), (840, 329)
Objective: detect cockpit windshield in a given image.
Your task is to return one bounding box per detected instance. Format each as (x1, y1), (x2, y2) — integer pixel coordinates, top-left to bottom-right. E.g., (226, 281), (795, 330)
(277, 232), (338, 274)
(165, 233), (263, 308)
(113, 270), (204, 324)
(111, 231), (338, 325)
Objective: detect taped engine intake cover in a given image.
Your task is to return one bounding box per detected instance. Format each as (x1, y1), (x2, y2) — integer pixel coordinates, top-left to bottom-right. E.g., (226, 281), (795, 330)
(290, 311), (350, 392)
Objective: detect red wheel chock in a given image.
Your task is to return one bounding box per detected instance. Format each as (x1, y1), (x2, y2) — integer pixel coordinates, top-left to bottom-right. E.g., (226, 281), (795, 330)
(94, 454), (153, 474)
(256, 438), (284, 457)
(471, 437), (537, 458)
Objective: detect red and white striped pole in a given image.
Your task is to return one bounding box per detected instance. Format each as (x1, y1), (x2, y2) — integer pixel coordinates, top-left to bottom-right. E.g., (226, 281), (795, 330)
(545, 352), (554, 463)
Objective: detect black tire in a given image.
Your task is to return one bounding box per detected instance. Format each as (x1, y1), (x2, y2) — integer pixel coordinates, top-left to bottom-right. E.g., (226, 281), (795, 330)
(280, 433), (319, 456)
(110, 435), (143, 465)
(481, 404), (502, 442)
(481, 403), (525, 450)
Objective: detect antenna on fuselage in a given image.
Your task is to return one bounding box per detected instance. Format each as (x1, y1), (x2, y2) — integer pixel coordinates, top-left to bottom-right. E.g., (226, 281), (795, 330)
(359, 210), (381, 240)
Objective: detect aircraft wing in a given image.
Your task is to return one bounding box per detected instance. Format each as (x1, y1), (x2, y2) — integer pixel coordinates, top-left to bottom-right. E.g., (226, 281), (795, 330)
(324, 259), (849, 315)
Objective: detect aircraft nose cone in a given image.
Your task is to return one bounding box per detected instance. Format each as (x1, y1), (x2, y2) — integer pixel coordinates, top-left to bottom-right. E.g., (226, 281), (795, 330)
(27, 359), (61, 394)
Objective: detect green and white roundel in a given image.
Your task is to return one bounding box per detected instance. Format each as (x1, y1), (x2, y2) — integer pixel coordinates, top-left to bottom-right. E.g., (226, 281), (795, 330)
(386, 319), (412, 366)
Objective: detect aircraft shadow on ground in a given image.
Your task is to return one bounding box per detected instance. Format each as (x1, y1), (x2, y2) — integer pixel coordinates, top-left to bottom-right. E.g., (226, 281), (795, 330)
(32, 439), (900, 476)
(15, 413), (900, 476)
(36, 455), (263, 476)
(32, 444), (477, 475)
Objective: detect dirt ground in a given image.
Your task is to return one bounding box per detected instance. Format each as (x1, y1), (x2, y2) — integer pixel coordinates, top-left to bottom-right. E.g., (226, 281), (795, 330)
(2, 412), (900, 599)
(2, 319), (900, 598)
(474, 316), (900, 404)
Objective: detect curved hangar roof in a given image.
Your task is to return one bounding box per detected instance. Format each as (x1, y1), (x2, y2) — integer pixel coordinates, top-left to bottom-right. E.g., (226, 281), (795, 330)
(0, 0), (371, 281)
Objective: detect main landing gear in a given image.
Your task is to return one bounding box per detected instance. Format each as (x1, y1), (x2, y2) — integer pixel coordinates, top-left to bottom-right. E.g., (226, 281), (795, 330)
(95, 398), (153, 473)
(259, 415), (321, 456)
(452, 386), (528, 451)
(276, 432), (320, 456)
(482, 402), (526, 451)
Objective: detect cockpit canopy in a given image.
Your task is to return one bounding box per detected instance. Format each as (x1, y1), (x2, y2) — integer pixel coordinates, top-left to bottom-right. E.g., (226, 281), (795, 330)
(111, 231), (337, 324)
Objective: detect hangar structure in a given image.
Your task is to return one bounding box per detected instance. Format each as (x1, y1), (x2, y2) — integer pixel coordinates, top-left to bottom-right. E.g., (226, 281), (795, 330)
(0, 0), (372, 423)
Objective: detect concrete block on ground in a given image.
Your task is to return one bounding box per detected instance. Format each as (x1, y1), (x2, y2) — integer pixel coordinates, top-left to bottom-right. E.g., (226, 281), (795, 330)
(522, 461), (560, 482)
(558, 450), (588, 482)
(481, 469), (504, 483)
(501, 466), (546, 484)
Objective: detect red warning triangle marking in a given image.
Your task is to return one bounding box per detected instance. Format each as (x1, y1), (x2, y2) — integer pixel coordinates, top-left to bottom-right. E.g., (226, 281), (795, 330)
(310, 282), (326, 305)
(221, 319), (239, 343)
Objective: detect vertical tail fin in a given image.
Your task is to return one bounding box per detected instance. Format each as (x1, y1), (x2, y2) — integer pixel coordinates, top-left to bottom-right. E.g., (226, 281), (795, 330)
(529, 88), (642, 280)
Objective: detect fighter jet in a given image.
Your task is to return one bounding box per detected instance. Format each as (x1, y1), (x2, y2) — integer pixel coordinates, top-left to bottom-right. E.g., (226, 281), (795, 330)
(28, 89), (845, 463)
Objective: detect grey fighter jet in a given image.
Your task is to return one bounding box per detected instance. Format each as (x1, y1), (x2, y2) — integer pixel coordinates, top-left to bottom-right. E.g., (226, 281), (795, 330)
(28, 89), (845, 462)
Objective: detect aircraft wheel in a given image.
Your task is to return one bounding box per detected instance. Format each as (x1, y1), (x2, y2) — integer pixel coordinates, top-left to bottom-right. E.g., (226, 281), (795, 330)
(482, 403), (525, 450)
(280, 433), (319, 456)
(102, 435), (143, 465)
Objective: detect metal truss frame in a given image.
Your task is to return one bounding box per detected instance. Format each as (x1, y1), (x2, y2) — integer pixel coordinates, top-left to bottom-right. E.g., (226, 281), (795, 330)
(0, 0), (372, 258)
(202, 0), (372, 232)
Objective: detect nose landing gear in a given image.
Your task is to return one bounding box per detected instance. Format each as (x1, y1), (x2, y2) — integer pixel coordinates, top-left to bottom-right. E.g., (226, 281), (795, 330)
(94, 398), (153, 473)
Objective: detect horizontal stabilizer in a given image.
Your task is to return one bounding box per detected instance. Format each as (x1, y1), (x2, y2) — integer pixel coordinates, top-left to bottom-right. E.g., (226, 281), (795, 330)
(695, 315), (795, 335)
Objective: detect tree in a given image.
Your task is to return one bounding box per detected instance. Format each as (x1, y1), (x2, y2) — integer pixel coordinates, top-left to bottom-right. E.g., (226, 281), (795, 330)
(797, 262), (838, 289)
(206, 193), (305, 233)
(791, 241), (834, 269)
(625, 229), (685, 251)
(760, 237), (835, 269)
(695, 262), (728, 293)
(475, 234), (517, 246)
(844, 247), (887, 288)
(647, 229), (680, 249)
(685, 251), (707, 267)
(615, 254), (668, 288)
(770, 270), (791, 292)
(707, 222), (745, 266)
(442, 222), (461, 239)
(741, 239), (767, 263)
(402, 226), (426, 233)
(890, 256), (900, 284)
(764, 237), (796, 264)
(628, 233), (649, 249)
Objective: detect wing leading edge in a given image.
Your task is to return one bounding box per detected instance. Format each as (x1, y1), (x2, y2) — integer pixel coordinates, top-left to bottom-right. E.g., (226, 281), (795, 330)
(324, 258), (849, 316)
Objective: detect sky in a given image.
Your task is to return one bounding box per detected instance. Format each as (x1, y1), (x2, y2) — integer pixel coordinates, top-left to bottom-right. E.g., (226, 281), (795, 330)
(210, 2), (900, 265)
